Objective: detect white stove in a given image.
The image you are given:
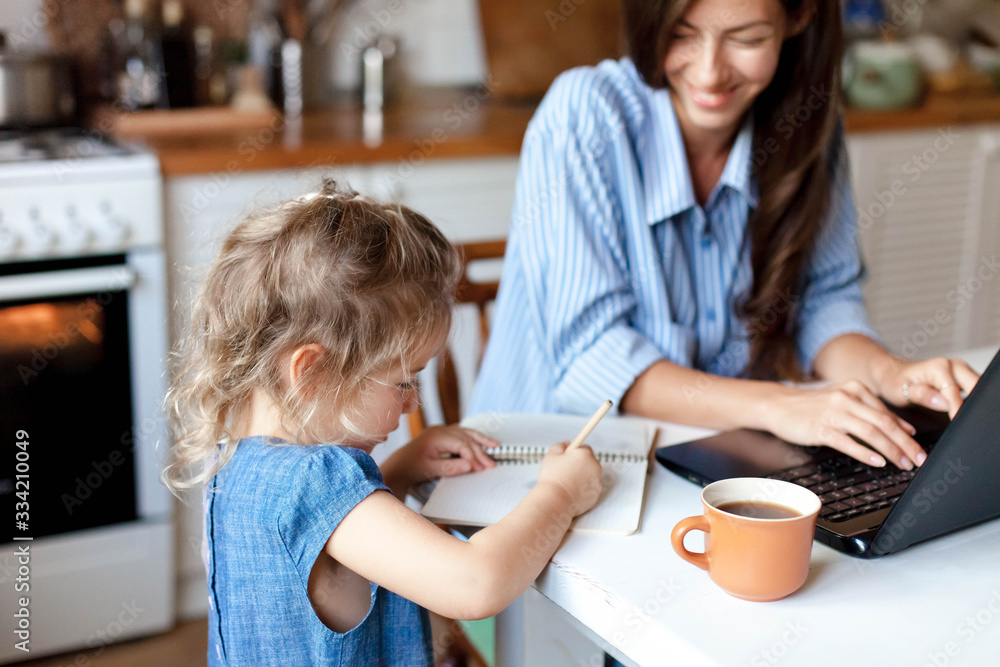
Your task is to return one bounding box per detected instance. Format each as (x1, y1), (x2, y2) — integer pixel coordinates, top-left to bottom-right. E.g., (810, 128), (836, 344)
(0, 128), (163, 262)
(0, 127), (175, 662)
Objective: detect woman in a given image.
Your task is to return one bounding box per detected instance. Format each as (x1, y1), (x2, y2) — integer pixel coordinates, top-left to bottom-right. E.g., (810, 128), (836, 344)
(470, 0), (979, 470)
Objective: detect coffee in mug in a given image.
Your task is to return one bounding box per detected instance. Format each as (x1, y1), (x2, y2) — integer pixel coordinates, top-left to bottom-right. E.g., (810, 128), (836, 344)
(671, 477), (821, 601)
(714, 501), (802, 520)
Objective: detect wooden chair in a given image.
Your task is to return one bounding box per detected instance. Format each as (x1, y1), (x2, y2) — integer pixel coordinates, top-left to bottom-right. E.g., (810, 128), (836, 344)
(409, 239), (506, 667)
(409, 239), (506, 435)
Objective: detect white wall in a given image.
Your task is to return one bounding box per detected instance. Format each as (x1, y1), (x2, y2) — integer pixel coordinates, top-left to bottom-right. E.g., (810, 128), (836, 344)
(0, 0), (52, 50)
(328, 0), (488, 89)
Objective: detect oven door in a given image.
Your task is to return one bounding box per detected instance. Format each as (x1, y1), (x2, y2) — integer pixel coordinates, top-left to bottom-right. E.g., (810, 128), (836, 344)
(0, 254), (148, 541)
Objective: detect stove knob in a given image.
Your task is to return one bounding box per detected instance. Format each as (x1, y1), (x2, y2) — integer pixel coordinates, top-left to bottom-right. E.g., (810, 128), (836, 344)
(60, 209), (93, 252)
(0, 225), (20, 259)
(24, 220), (57, 255)
(97, 215), (131, 247)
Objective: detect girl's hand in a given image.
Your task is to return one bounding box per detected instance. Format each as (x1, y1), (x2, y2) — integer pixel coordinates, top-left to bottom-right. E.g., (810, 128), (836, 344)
(406, 425), (498, 481)
(537, 442), (603, 517)
(877, 356), (980, 419)
(763, 381), (926, 470)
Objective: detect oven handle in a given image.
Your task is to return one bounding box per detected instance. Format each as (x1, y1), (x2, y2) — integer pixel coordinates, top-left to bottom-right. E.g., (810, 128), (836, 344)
(0, 266), (138, 302)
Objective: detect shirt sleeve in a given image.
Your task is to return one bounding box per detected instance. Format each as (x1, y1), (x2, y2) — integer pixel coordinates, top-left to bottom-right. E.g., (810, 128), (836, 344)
(277, 446), (389, 589)
(796, 124), (881, 372)
(515, 83), (666, 414)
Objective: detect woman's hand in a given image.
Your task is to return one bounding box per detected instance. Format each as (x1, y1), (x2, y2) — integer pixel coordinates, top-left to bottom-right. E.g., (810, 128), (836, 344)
(876, 356), (980, 418)
(536, 441), (603, 517)
(762, 381), (926, 470)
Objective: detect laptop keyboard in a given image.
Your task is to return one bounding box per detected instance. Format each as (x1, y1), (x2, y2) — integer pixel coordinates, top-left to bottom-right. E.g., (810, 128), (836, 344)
(768, 456), (918, 522)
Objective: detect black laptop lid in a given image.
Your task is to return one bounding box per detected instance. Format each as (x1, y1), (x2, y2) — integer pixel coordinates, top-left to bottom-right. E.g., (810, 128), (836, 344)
(872, 350), (1000, 556)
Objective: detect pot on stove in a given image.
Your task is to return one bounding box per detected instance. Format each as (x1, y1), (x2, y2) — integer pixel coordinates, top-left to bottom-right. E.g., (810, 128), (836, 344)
(0, 31), (77, 128)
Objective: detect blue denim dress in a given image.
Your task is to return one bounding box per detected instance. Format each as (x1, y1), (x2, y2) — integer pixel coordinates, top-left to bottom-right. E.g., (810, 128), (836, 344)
(205, 437), (433, 666)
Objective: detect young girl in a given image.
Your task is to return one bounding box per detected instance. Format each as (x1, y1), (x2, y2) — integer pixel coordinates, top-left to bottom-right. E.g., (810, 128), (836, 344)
(164, 181), (603, 666)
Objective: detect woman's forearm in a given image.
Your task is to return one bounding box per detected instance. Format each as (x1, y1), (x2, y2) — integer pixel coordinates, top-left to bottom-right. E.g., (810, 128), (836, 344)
(812, 333), (900, 396)
(620, 358), (781, 432)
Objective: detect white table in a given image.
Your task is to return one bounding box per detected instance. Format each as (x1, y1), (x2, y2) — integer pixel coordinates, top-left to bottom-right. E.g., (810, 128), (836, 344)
(501, 346), (1000, 667)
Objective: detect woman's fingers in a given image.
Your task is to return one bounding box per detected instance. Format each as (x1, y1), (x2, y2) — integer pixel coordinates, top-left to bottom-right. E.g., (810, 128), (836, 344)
(952, 359), (981, 393)
(852, 405), (925, 468)
(935, 358), (980, 417)
(847, 383), (923, 462)
(818, 383), (925, 469)
(819, 429), (887, 468)
(896, 357), (982, 417)
(827, 409), (922, 469)
(849, 385), (917, 436)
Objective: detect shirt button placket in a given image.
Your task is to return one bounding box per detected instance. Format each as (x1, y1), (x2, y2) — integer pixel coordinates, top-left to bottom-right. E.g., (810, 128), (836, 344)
(699, 209), (723, 369)
(701, 233), (718, 326)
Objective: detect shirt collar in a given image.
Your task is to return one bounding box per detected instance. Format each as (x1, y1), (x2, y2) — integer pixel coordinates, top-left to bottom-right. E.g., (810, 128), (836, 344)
(716, 112), (758, 210)
(632, 63), (758, 225)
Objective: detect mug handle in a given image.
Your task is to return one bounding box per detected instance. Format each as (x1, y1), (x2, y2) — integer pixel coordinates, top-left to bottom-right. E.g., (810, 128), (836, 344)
(671, 515), (710, 571)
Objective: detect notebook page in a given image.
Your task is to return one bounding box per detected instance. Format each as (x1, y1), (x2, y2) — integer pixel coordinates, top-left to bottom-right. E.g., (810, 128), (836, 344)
(420, 458), (648, 535)
(421, 463), (541, 527)
(573, 458), (647, 535)
(461, 413), (654, 456)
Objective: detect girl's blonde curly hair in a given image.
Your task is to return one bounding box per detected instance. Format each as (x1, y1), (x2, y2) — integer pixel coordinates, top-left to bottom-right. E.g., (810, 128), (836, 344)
(163, 179), (461, 494)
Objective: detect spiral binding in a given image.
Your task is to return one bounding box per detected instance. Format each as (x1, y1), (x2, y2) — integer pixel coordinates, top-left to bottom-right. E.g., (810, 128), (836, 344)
(485, 446), (644, 465)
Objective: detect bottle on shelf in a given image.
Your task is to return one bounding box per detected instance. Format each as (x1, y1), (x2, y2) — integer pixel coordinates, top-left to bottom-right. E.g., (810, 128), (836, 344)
(98, 15), (125, 102)
(116, 0), (166, 110)
(160, 0), (195, 108)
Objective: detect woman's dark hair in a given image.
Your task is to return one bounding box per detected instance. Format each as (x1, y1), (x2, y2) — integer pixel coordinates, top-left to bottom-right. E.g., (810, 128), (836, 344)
(624, 0), (843, 381)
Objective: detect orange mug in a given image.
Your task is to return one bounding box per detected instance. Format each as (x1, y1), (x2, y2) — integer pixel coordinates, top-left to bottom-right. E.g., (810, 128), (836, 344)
(671, 477), (821, 602)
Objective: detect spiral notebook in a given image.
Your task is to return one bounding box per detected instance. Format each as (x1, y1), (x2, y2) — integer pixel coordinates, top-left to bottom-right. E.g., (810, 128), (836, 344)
(420, 413), (658, 535)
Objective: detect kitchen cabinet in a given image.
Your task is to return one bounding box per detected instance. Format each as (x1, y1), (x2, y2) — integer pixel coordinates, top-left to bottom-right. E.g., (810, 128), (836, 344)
(165, 157), (518, 341)
(846, 123), (1000, 359)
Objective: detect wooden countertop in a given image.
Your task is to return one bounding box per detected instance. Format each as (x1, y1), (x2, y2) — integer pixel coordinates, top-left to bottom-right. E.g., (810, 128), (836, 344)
(101, 91), (536, 178)
(99, 89), (1000, 178)
(844, 91), (1000, 133)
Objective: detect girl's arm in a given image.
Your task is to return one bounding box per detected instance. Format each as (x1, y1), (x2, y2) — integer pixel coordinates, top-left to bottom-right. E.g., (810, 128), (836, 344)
(325, 443), (601, 620)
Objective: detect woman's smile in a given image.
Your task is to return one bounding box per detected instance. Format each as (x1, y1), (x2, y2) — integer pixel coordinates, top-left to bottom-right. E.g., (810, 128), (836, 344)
(688, 84), (737, 110)
(664, 0), (792, 143)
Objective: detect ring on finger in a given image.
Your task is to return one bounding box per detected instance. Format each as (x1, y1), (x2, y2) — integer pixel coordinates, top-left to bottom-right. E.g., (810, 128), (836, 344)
(938, 382), (955, 391)
(902, 383), (910, 402)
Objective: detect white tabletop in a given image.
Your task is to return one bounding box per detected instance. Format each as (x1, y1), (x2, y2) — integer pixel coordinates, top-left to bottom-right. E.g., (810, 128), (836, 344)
(532, 346), (1000, 667)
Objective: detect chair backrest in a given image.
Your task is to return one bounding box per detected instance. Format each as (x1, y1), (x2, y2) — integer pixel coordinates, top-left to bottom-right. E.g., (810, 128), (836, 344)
(408, 239), (506, 436)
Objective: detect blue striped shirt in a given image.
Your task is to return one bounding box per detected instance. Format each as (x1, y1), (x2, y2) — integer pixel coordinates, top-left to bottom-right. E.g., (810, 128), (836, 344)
(469, 58), (878, 417)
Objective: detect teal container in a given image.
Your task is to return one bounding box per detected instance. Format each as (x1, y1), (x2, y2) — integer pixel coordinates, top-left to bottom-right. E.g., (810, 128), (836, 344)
(845, 41), (924, 110)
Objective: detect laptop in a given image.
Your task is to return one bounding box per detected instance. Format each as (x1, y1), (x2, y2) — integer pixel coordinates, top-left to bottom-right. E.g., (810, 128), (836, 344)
(655, 348), (1000, 558)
